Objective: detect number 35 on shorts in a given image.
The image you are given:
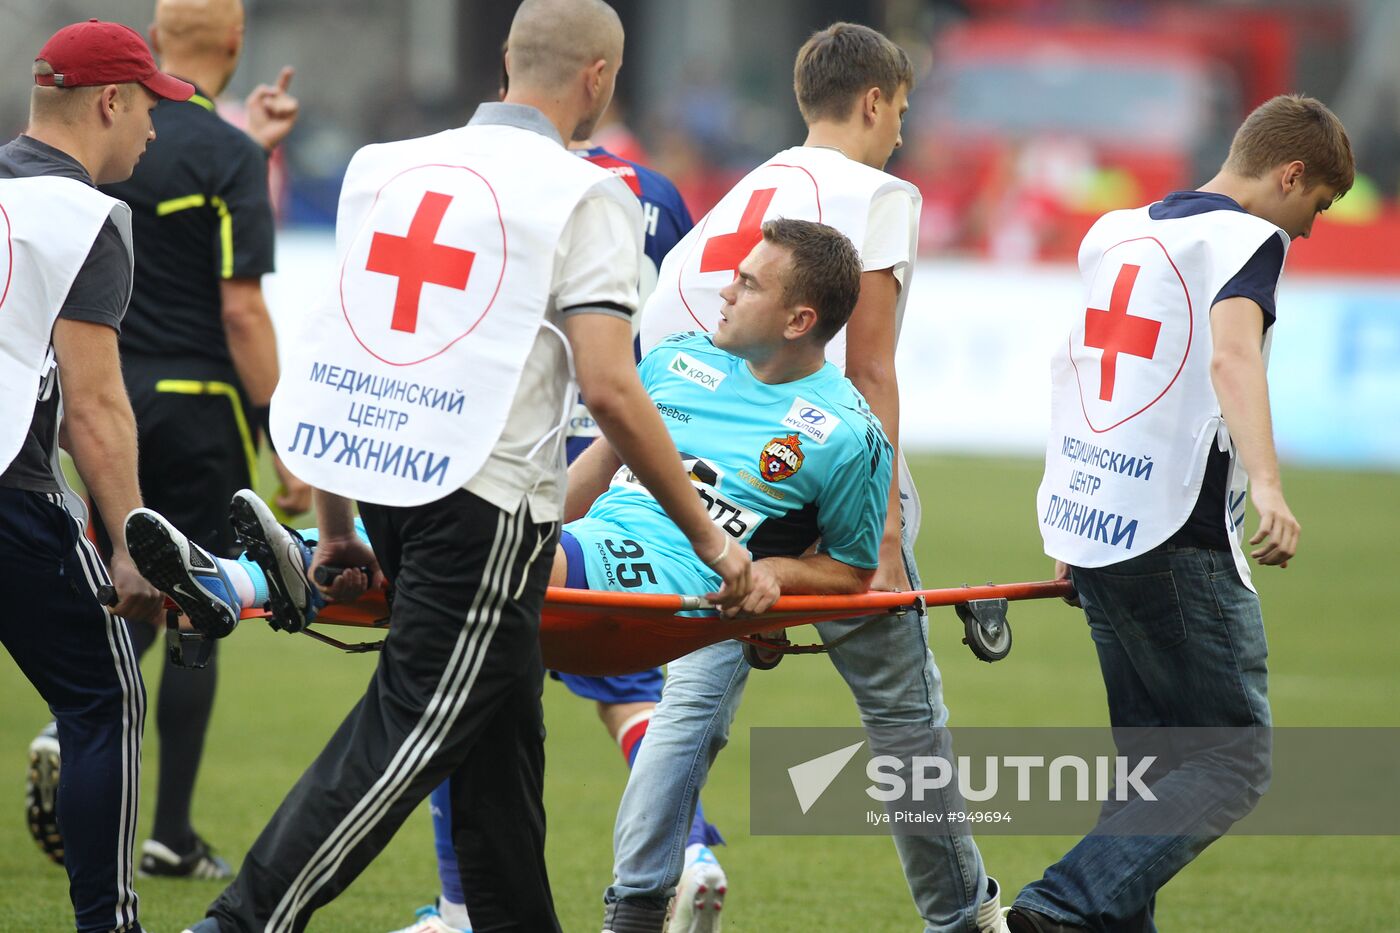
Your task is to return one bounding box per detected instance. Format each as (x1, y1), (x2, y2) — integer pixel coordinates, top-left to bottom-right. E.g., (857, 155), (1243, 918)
(604, 538), (657, 588)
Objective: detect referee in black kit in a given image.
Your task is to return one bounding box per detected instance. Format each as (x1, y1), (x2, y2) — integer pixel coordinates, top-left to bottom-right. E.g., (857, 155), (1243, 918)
(86, 0), (303, 880)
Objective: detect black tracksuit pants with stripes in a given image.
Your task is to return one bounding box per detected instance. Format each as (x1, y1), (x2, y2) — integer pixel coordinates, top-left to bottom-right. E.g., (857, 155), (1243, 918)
(0, 488), (146, 933)
(206, 489), (562, 933)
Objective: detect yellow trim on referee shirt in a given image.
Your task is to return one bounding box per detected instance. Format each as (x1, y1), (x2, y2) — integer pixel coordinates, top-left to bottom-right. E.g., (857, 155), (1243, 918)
(156, 194), (206, 216)
(153, 380), (258, 483)
(153, 194), (235, 279)
(210, 196), (234, 279)
(188, 94), (215, 112)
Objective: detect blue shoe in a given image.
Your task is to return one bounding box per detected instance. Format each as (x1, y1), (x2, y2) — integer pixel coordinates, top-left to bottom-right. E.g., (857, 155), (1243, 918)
(181, 919), (222, 933)
(125, 509), (240, 638)
(229, 489), (323, 633)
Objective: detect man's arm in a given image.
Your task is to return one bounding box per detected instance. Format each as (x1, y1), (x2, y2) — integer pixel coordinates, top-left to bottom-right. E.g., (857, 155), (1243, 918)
(306, 489), (383, 599)
(1210, 296), (1298, 566)
(220, 279), (279, 405)
(732, 554), (871, 617)
(843, 266), (908, 590)
(52, 319), (163, 620)
(565, 436), (623, 522)
(564, 312), (751, 607)
(760, 553), (874, 595)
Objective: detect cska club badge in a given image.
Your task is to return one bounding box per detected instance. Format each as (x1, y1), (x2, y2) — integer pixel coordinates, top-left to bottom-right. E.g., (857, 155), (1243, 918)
(760, 433), (804, 482)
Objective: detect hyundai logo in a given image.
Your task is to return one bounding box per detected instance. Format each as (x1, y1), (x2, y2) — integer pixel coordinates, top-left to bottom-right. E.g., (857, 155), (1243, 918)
(800, 407), (826, 425)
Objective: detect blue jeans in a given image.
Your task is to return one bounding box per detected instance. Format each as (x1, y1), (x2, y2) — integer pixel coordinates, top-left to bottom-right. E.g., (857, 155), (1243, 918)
(606, 541), (989, 933)
(1015, 544), (1272, 933)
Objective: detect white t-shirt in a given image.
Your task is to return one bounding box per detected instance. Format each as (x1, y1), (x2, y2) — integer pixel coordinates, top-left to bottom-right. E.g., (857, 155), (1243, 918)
(822, 189), (915, 372)
(864, 189), (913, 286)
(464, 192), (640, 521)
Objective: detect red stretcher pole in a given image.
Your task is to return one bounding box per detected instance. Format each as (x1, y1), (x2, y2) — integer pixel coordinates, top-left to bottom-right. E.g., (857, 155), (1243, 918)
(231, 579), (1075, 676)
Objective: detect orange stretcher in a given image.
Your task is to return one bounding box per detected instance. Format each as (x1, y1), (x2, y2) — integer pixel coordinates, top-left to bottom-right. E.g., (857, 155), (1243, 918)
(179, 580), (1073, 675)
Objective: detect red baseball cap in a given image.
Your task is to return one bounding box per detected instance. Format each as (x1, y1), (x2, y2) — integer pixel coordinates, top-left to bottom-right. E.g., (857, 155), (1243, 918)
(34, 19), (194, 102)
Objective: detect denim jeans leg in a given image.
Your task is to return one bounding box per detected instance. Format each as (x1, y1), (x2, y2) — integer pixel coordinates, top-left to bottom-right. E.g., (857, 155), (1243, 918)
(1015, 545), (1272, 933)
(607, 639), (751, 907)
(816, 541), (986, 933)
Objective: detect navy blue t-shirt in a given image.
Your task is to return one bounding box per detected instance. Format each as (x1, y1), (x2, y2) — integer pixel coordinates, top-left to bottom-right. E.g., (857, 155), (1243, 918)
(1150, 191), (1286, 550)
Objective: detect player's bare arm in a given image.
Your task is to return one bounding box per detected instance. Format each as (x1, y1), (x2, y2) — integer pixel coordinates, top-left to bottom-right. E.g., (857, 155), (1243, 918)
(843, 265), (908, 590)
(565, 435), (623, 522)
(1210, 295), (1299, 565)
(564, 311), (753, 607)
(306, 488), (382, 598)
(51, 318), (163, 620)
(736, 553), (874, 617)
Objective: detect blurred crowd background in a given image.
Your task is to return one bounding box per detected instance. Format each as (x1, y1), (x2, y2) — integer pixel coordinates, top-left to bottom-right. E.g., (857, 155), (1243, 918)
(5, 0), (1399, 275)
(3, 0), (1397, 469)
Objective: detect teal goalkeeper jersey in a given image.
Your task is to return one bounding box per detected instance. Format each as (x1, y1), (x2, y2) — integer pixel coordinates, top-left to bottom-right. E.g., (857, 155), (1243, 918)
(578, 333), (893, 590)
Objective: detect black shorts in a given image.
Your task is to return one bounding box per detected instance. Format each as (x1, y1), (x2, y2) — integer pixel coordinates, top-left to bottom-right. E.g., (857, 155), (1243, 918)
(94, 355), (256, 558)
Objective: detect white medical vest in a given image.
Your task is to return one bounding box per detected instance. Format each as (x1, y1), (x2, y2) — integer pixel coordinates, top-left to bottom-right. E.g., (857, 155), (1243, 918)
(1037, 204), (1288, 588)
(0, 176), (132, 474)
(270, 124), (636, 507)
(636, 145), (925, 538)
(639, 146), (920, 368)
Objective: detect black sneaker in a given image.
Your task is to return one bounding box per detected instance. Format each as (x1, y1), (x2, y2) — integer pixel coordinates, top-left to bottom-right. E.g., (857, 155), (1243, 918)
(25, 721), (64, 866)
(601, 899), (668, 933)
(125, 508), (241, 638)
(139, 835), (233, 880)
(1005, 906), (1088, 933)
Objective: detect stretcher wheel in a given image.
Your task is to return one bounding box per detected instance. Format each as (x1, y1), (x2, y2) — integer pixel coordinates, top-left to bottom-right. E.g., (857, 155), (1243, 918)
(743, 639), (785, 670)
(956, 598), (1012, 663)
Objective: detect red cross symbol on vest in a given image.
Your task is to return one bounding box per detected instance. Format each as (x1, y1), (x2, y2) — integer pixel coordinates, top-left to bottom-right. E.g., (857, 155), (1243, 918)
(365, 191), (475, 334)
(700, 187), (777, 275)
(1084, 264), (1161, 402)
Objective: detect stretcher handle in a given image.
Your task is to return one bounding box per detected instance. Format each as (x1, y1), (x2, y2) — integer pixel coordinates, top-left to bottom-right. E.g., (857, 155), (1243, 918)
(312, 564), (372, 587)
(542, 579), (1073, 613)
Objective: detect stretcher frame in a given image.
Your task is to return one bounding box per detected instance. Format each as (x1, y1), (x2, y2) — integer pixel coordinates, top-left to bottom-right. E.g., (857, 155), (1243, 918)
(168, 580), (1074, 675)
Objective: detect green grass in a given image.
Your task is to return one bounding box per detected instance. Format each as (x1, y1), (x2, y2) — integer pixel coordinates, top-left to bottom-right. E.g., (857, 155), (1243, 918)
(2, 455), (1397, 931)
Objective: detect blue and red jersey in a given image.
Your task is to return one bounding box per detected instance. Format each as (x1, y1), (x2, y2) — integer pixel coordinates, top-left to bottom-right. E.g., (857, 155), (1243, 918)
(576, 146), (694, 279)
(568, 147), (695, 461)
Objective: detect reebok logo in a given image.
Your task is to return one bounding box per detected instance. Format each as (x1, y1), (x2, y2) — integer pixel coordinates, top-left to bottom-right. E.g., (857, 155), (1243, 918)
(787, 740), (865, 814)
(669, 352), (726, 391)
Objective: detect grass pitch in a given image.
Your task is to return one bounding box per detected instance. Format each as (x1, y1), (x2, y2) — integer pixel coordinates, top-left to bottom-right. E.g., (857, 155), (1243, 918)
(1, 455), (1396, 931)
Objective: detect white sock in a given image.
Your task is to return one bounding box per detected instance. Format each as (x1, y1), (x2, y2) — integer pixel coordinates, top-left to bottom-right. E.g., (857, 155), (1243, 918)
(684, 841), (704, 866)
(438, 897), (471, 930)
(218, 557), (256, 610)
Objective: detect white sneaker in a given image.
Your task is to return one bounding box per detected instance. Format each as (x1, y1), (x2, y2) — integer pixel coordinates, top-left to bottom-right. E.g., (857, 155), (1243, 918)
(388, 902), (469, 933)
(668, 844), (726, 932)
(976, 876), (1011, 933)
(229, 489), (322, 633)
(25, 721), (63, 865)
